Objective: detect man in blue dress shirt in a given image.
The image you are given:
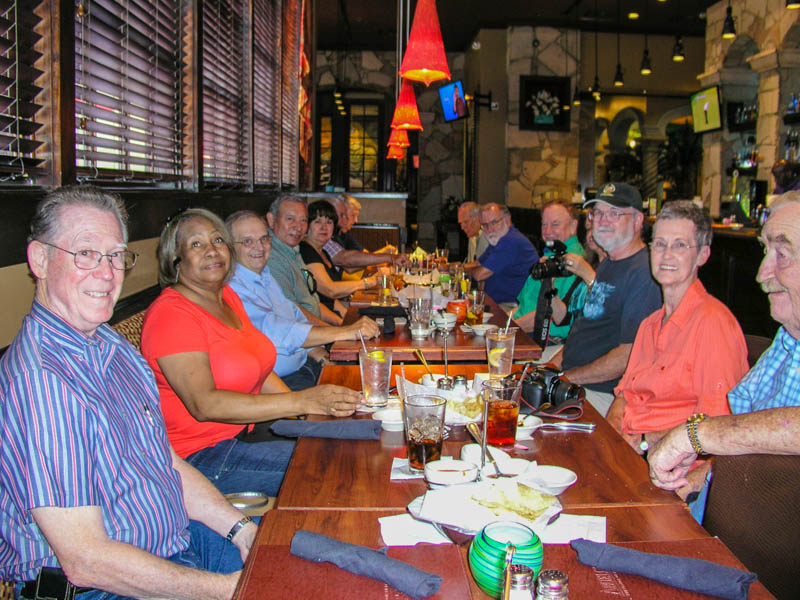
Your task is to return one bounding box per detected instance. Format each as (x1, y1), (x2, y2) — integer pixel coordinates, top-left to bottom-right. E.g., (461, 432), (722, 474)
(227, 210), (379, 391)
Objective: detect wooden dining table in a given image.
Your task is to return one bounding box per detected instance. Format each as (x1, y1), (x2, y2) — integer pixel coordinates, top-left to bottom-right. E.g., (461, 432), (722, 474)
(233, 363), (776, 599)
(329, 294), (542, 362)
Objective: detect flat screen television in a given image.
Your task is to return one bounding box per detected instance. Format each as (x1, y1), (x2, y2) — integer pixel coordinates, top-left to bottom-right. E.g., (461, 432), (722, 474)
(690, 86), (723, 133)
(438, 80), (469, 122)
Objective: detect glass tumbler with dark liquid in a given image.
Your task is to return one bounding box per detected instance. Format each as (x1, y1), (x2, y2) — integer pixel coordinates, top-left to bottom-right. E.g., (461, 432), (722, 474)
(482, 380), (519, 446)
(403, 394), (447, 471)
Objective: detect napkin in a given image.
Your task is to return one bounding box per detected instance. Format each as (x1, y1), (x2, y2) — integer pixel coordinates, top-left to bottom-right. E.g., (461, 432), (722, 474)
(570, 538), (757, 600)
(270, 419), (381, 440)
(539, 514), (606, 544)
(390, 457), (425, 480)
(358, 305), (407, 318)
(290, 530), (443, 599)
(378, 514), (451, 546)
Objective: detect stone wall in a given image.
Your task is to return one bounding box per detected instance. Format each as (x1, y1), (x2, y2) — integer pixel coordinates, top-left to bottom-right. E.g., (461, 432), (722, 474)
(506, 27), (580, 209)
(315, 50), (465, 249)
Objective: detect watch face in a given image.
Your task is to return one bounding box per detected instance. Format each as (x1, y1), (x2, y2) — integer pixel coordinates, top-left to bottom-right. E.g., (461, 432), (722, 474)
(639, 439), (649, 452)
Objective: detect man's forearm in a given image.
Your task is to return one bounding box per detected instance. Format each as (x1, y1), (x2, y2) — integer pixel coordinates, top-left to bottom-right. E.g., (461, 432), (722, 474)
(698, 407), (800, 456)
(563, 343), (632, 386)
(298, 305), (329, 327)
(331, 249), (391, 269)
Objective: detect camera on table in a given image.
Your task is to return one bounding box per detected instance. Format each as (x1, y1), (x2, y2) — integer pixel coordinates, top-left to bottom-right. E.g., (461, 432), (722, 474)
(530, 240), (569, 280)
(516, 365), (585, 411)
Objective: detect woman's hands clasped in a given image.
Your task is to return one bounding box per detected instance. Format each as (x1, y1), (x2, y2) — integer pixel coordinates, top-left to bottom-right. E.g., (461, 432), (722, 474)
(304, 384), (365, 417)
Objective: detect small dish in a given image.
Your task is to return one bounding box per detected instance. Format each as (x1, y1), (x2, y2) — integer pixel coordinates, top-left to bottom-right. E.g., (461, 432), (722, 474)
(482, 312), (494, 324)
(424, 458), (479, 487)
(372, 408), (404, 431)
(469, 323), (498, 336)
(420, 373), (448, 387)
(516, 415), (543, 439)
(432, 312), (457, 331)
(409, 325), (434, 338)
(521, 465), (577, 495)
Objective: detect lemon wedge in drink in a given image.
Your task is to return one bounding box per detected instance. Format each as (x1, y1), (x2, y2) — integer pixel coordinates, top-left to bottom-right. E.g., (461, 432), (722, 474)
(488, 348), (506, 368)
(367, 350), (386, 362)
(467, 311), (477, 321)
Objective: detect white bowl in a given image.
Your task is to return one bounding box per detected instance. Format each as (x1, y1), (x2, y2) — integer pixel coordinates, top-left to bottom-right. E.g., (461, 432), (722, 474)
(469, 323), (498, 336)
(516, 415), (543, 439)
(482, 312), (494, 324)
(409, 325), (434, 338)
(522, 465), (577, 495)
(432, 313), (457, 331)
(424, 458), (479, 486)
(372, 408), (403, 431)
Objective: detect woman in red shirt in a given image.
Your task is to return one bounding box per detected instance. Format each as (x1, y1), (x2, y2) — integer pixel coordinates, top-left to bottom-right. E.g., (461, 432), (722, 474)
(141, 208), (363, 496)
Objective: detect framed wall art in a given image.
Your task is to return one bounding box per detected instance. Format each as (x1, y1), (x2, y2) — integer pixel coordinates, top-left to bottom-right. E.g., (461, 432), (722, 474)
(519, 75), (571, 132)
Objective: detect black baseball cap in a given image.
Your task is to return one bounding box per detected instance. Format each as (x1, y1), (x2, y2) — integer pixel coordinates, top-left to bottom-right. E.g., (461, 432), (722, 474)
(583, 182), (643, 212)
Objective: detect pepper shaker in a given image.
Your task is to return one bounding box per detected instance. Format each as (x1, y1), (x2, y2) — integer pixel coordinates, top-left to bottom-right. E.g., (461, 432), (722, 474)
(535, 569), (569, 599)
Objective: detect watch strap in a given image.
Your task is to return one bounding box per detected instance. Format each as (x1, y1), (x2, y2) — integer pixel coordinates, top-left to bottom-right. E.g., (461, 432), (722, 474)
(686, 413), (707, 455)
(226, 516), (253, 542)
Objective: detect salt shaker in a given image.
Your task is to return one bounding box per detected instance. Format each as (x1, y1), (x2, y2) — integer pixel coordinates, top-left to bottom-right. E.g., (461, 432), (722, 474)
(535, 569), (569, 599)
(505, 564), (535, 600)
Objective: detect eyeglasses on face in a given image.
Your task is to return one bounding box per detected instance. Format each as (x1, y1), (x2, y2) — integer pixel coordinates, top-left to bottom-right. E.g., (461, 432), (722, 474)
(42, 242), (138, 271)
(234, 235), (271, 249)
(649, 240), (698, 254)
(588, 208), (634, 223)
(480, 216), (505, 229)
(301, 268), (318, 294)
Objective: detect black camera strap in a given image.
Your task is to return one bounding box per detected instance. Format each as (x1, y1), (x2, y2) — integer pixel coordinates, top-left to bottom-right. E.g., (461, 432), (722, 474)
(531, 278), (555, 350)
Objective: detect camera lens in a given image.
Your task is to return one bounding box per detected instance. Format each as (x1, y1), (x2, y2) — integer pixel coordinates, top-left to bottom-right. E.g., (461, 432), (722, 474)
(548, 379), (586, 406)
(530, 257), (569, 280)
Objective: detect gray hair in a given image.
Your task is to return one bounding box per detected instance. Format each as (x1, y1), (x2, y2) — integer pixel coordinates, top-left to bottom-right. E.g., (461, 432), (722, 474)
(769, 190), (800, 213)
(656, 201), (712, 247)
(225, 209), (267, 236)
(268, 194), (307, 219)
(458, 201), (481, 218)
(28, 185), (129, 244)
(481, 202), (511, 217)
(157, 208), (233, 288)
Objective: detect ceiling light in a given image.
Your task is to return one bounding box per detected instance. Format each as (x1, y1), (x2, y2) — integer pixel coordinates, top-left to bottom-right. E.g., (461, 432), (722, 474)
(722, 5), (736, 39)
(592, 76), (601, 101)
(398, 0), (450, 86)
(788, 0), (800, 8)
(573, 86), (581, 106)
(387, 145), (405, 160)
(387, 128), (410, 147)
(640, 48), (652, 75)
(333, 90), (342, 99)
(614, 63), (624, 87)
(390, 79), (423, 130)
(672, 36), (685, 61)
(628, 11), (639, 19)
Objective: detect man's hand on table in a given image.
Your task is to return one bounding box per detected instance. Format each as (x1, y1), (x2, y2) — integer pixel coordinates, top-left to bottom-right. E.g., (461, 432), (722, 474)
(346, 316), (380, 339)
(647, 425), (697, 491)
(303, 384), (364, 417)
(232, 519), (258, 562)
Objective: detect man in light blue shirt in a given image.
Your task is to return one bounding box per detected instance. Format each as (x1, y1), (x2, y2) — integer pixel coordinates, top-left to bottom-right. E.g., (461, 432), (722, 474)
(227, 211), (379, 391)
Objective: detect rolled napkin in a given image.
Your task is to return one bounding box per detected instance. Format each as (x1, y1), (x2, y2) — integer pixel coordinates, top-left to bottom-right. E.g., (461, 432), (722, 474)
(270, 419), (382, 440)
(290, 530), (442, 599)
(571, 538), (757, 600)
(359, 305), (408, 318)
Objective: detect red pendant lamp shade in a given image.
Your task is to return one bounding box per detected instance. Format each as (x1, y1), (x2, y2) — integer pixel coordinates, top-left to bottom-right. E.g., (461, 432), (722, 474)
(387, 128), (410, 147)
(390, 79), (423, 130)
(387, 145), (405, 160)
(399, 0), (450, 86)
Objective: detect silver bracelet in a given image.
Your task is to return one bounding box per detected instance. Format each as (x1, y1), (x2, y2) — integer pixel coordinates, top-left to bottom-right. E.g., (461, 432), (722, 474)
(226, 516), (253, 542)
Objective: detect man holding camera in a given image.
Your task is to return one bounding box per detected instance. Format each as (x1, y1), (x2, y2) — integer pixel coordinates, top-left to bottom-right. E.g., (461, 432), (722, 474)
(513, 199), (586, 359)
(551, 183), (662, 416)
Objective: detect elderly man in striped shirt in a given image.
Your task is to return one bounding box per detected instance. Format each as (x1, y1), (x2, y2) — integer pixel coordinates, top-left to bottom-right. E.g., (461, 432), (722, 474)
(0, 187), (252, 600)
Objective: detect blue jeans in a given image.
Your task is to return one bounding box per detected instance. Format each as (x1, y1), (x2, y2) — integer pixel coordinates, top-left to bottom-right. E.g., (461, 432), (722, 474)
(17, 520), (255, 600)
(184, 436), (294, 496)
(280, 357), (322, 391)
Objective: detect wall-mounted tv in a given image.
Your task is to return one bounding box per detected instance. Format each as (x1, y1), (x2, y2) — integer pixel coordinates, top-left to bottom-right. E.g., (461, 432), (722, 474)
(438, 80), (469, 122)
(690, 86), (723, 133)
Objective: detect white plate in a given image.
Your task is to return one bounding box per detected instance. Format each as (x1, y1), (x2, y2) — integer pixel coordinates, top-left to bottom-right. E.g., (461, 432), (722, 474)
(372, 408), (404, 431)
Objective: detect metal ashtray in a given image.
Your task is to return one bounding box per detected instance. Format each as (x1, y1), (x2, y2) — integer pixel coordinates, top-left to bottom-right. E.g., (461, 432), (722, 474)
(224, 491), (269, 510)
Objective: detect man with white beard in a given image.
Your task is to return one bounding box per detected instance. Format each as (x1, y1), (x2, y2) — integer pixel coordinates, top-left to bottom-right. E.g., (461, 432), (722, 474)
(550, 183), (662, 416)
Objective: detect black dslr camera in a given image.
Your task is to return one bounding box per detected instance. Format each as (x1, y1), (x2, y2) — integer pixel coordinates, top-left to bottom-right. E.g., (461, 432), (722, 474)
(530, 239), (569, 280)
(518, 365), (585, 412)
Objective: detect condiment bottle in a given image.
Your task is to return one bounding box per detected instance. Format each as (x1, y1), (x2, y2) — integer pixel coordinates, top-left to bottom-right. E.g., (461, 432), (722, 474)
(535, 569), (569, 599)
(505, 564), (535, 600)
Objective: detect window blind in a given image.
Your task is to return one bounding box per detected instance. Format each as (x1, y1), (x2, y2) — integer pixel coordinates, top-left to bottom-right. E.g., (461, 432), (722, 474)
(74, 0), (183, 182)
(252, 0), (279, 186)
(280, 0), (300, 188)
(0, 1), (46, 179)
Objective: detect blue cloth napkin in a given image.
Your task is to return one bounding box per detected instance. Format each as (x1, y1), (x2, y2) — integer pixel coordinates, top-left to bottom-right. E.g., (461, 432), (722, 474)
(270, 419), (381, 440)
(571, 538), (757, 600)
(290, 530), (442, 599)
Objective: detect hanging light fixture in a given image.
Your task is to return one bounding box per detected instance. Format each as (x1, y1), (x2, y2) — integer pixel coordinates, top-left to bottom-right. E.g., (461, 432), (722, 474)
(563, 29), (571, 110)
(672, 36), (685, 61)
(390, 79), (423, 130)
(640, 35), (652, 75)
(788, 0), (800, 9)
(614, 3), (623, 87)
(627, 10), (639, 19)
(398, 0), (450, 86)
(387, 145), (405, 160)
(387, 128), (410, 147)
(571, 5), (580, 106)
(722, 4), (736, 39)
(592, 2), (600, 101)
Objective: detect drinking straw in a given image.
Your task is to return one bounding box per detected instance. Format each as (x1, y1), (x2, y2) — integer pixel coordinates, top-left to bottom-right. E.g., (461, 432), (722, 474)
(512, 362), (533, 405)
(503, 310), (513, 334)
(399, 362), (407, 400)
(357, 330), (368, 354)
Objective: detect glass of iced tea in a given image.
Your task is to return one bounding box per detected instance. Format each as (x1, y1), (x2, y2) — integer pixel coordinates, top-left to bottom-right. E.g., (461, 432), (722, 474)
(481, 380), (519, 446)
(393, 272), (405, 291)
(466, 290), (485, 326)
(403, 394), (446, 471)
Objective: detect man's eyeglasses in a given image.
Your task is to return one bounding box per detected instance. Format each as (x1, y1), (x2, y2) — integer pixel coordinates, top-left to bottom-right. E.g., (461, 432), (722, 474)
(234, 235), (271, 249)
(480, 216), (505, 229)
(588, 208), (634, 223)
(649, 240), (699, 254)
(42, 242), (138, 271)
(301, 269), (318, 294)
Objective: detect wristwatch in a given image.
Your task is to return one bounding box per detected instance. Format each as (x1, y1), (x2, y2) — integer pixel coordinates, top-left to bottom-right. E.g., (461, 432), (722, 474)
(639, 436), (649, 454)
(685, 413), (707, 455)
(226, 516), (253, 542)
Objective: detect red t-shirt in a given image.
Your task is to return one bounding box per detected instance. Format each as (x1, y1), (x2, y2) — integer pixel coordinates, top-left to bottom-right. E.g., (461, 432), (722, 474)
(141, 286), (277, 458)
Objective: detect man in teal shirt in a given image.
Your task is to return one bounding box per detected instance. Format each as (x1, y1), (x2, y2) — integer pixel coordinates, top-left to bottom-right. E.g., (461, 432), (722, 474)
(514, 199), (586, 343)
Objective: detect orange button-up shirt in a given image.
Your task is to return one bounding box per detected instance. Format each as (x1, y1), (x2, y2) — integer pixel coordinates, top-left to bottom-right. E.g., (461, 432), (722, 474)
(616, 279), (748, 435)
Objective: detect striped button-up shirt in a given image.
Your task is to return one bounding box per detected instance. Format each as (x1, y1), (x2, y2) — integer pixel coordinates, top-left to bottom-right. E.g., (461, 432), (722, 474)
(0, 302), (189, 582)
(728, 327), (800, 414)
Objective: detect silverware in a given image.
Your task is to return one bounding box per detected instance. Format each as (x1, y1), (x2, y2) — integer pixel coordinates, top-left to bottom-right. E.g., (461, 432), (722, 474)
(437, 335), (454, 390)
(502, 543), (516, 600)
(546, 510), (563, 526)
(466, 422), (510, 478)
(539, 422), (596, 432)
(414, 349), (434, 378)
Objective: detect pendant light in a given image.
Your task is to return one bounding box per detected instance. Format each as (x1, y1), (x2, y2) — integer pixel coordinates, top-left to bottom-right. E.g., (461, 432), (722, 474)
(788, 0), (800, 9)
(592, 0), (600, 101)
(387, 128), (410, 147)
(640, 35), (652, 75)
(572, 6), (580, 106)
(563, 29), (572, 110)
(387, 145), (405, 160)
(672, 36), (685, 61)
(390, 79), (423, 130)
(398, 0), (450, 86)
(722, 4), (736, 39)
(613, 2), (623, 87)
